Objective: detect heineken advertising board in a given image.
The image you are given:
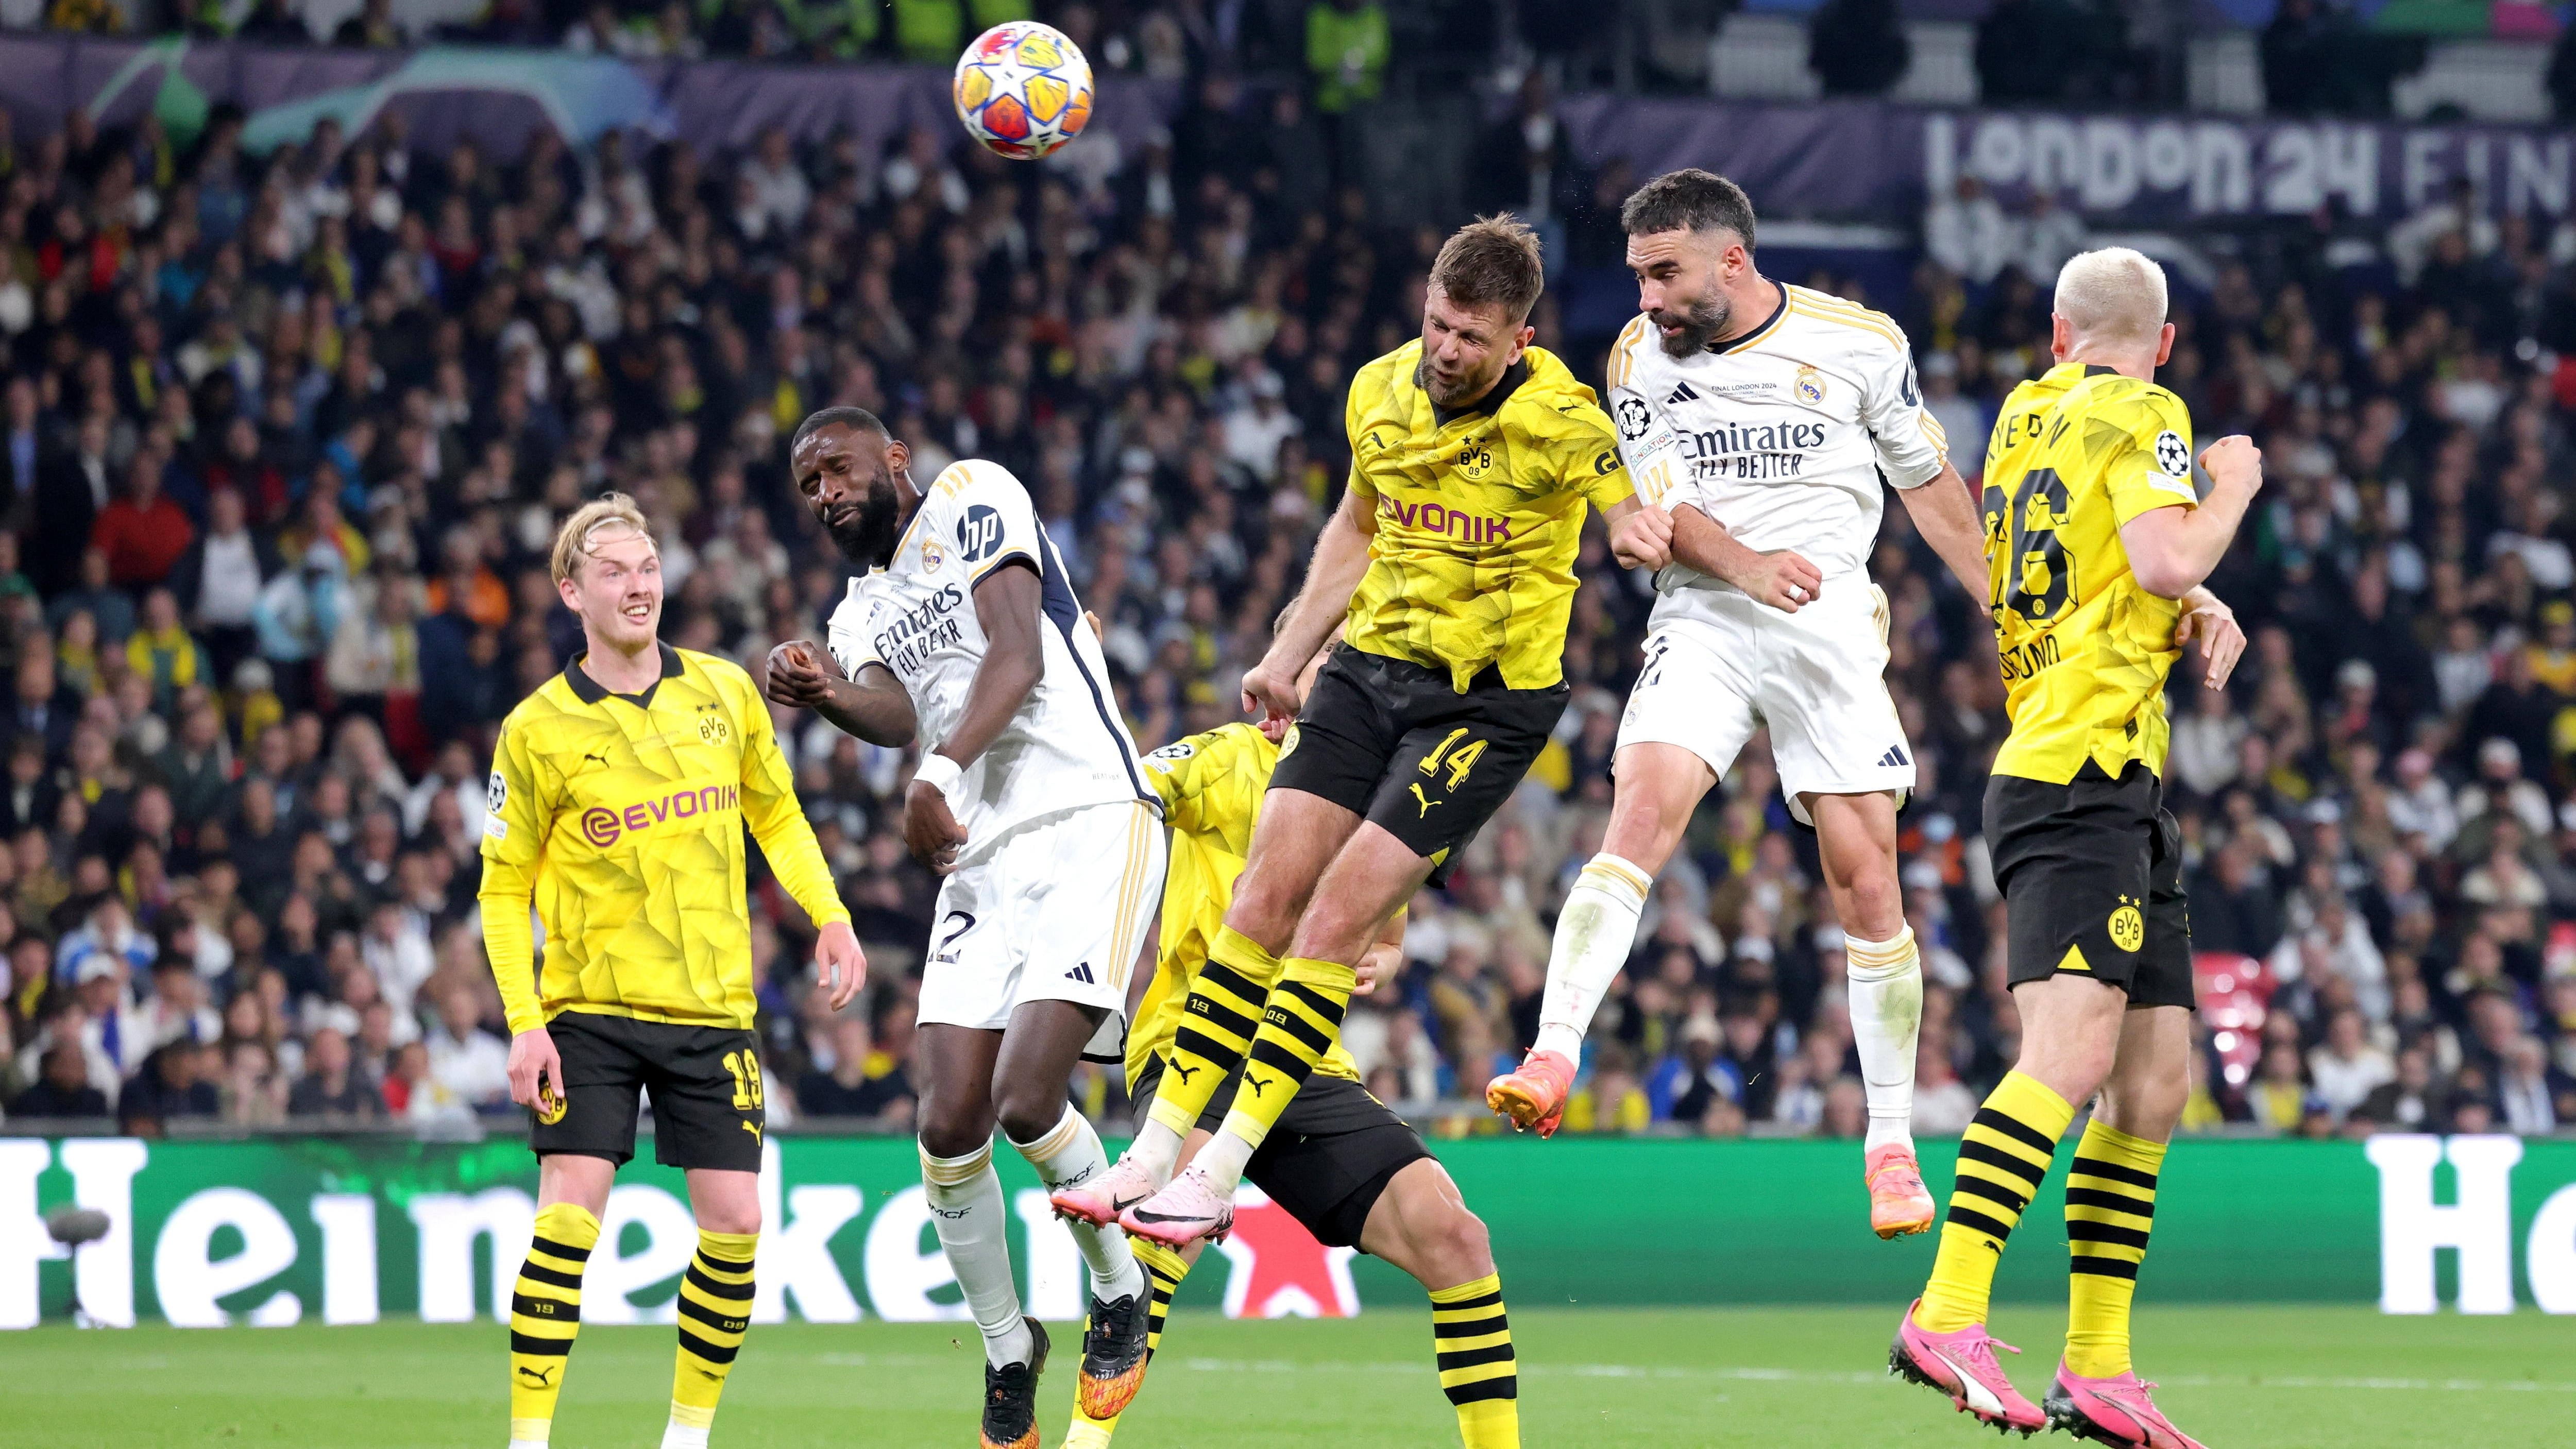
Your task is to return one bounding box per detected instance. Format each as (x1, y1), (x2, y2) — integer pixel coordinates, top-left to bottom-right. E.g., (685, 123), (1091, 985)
(6, 1135), (2573, 1327)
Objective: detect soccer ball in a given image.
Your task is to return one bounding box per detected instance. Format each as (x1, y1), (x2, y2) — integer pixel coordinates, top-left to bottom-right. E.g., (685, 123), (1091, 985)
(953, 22), (1094, 161)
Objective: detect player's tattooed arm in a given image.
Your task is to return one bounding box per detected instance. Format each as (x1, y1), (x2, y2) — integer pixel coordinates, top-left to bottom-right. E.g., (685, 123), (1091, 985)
(1894, 459), (1992, 604)
(765, 640), (917, 747)
(1668, 504), (1822, 615)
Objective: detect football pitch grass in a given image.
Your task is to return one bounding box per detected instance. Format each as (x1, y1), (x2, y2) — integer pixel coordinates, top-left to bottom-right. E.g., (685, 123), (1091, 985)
(15, 1305), (2574, 1447)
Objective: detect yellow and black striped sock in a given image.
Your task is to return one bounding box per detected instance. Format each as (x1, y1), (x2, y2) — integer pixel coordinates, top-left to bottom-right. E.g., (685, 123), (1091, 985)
(1064, 1239), (1194, 1447)
(1213, 955), (1354, 1152)
(2064, 1119), (2166, 1378)
(1148, 927), (1282, 1138)
(507, 1202), (598, 1445)
(668, 1230), (758, 1441)
(1914, 1070), (2074, 1334)
(1431, 1273), (1518, 1449)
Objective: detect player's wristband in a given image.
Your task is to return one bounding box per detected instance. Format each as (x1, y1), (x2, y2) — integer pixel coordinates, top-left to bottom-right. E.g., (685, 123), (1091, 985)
(913, 751), (964, 799)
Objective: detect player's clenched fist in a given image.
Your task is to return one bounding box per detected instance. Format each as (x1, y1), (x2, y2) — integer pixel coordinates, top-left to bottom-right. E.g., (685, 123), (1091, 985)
(904, 774), (969, 874)
(1241, 659), (1299, 726)
(2199, 435), (2263, 495)
(1610, 504), (1675, 571)
(764, 639), (840, 708)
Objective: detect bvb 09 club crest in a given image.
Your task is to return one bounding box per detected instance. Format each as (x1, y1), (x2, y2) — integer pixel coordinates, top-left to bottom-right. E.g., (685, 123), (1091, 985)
(1794, 364), (1826, 405)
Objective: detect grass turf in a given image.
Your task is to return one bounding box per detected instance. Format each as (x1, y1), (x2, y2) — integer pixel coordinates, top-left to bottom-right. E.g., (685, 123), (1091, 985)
(12, 1305), (2574, 1447)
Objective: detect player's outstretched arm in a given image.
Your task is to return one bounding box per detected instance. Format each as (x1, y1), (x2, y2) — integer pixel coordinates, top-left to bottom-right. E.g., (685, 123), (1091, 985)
(1895, 461), (1992, 603)
(2121, 435), (2263, 598)
(736, 664), (867, 1008)
(1244, 487), (1374, 723)
(766, 639), (917, 747)
(1669, 504), (1822, 613)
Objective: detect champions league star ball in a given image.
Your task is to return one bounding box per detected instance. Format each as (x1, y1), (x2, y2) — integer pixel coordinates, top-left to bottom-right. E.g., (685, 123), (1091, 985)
(953, 21), (1095, 160)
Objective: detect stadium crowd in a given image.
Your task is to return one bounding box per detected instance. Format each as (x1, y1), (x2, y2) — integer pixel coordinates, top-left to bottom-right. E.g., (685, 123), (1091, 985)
(0, 45), (2572, 1145)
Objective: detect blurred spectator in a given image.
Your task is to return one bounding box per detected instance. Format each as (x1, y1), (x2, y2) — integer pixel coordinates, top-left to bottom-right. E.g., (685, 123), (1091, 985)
(118, 1038), (218, 1132)
(11, 1038), (109, 1117)
(285, 1025), (382, 1117)
(1809, 0), (1913, 96)
(423, 983), (509, 1111)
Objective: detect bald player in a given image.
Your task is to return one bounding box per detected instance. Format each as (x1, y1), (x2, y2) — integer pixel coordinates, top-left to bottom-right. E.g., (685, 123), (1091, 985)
(1887, 247), (2257, 1449)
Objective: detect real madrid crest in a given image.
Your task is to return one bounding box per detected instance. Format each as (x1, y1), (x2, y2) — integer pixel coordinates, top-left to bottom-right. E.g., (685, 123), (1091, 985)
(1793, 364), (1826, 406)
(922, 536), (945, 571)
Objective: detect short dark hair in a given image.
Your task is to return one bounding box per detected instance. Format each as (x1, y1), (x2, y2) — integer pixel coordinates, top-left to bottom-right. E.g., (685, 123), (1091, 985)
(1620, 169), (1758, 250)
(1430, 214), (1546, 324)
(790, 405), (888, 455)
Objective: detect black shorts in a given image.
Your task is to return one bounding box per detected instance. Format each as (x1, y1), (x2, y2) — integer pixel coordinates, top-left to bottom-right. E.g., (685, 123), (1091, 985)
(533, 1011), (767, 1171)
(1132, 1055), (1432, 1250)
(1985, 762), (2194, 1010)
(1268, 646), (1568, 885)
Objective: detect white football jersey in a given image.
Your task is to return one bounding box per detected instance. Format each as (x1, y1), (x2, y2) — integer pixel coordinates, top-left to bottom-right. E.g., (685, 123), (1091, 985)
(827, 458), (1155, 861)
(1606, 284), (1950, 612)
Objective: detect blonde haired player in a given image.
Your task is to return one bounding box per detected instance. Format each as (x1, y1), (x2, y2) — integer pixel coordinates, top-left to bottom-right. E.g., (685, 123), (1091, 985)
(1890, 246), (2254, 1449)
(480, 494), (864, 1449)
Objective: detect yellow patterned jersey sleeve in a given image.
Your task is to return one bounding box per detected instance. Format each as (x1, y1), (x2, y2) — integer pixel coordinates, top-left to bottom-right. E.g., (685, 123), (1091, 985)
(1127, 723), (1360, 1089)
(1341, 342), (1632, 692)
(1982, 364), (2197, 786)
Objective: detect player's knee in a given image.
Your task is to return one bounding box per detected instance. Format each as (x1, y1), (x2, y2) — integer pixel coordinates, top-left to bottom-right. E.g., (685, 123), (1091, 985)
(695, 1203), (761, 1236)
(992, 1092), (1061, 1149)
(1224, 875), (1302, 950)
(916, 1100), (993, 1161)
(1836, 867), (1904, 940)
(1421, 1207), (1494, 1283)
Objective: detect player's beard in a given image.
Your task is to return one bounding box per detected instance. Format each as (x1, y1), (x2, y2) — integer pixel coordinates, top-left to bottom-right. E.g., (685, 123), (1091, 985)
(1653, 291), (1731, 357)
(828, 473), (902, 566)
(1416, 353), (1506, 410)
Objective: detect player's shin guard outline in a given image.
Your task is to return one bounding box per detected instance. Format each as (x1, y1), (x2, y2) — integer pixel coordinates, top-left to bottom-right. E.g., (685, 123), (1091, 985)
(921, 1138), (1030, 1367)
(1148, 926), (1282, 1139)
(2064, 1118), (2165, 1379)
(1430, 1273), (1519, 1449)
(1011, 1102), (1140, 1297)
(1212, 954), (1355, 1157)
(1532, 854), (1651, 1062)
(1915, 1070), (2073, 1334)
(509, 1201), (599, 1445)
(1844, 926), (1923, 1153)
(668, 1229), (757, 1440)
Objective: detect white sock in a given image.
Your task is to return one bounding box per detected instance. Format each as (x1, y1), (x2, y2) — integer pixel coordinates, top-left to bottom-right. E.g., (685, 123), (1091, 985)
(1532, 854), (1653, 1062)
(658, 1424), (709, 1449)
(1125, 1117), (1184, 1181)
(509, 1441), (549, 1449)
(1009, 1103), (1145, 1301)
(1188, 1124), (1257, 1195)
(919, 1139), (1032, 1368)
(1844, 927), (1923, 1153)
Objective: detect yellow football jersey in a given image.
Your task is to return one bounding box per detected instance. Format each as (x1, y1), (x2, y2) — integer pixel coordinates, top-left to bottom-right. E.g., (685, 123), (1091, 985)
(1344, 342), (1635, 692)
(1982, 362), (2201, 785)
(479, 642), (849, 1035)
(1129, 722), (1360, 1091)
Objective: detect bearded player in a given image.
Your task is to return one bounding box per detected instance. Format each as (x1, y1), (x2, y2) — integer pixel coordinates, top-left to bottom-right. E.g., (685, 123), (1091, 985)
(768, 407), (1162, 1449)
(1483, 168), (1987, 1236)
(1074, 214), (1673, 1250)
(480, 495), (866, 1449)
(1888, 248), (2256, 1449)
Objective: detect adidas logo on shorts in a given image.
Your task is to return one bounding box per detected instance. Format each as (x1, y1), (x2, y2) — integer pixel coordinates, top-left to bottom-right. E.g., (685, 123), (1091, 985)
(1065, 962), (1095, 983)
(1877, 745), (1911, 769)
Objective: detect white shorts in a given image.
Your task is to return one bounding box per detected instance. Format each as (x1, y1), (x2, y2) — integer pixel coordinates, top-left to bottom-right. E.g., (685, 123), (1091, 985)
(917, 799), (1166, 1060)
(1616, 579), (1914, 824)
